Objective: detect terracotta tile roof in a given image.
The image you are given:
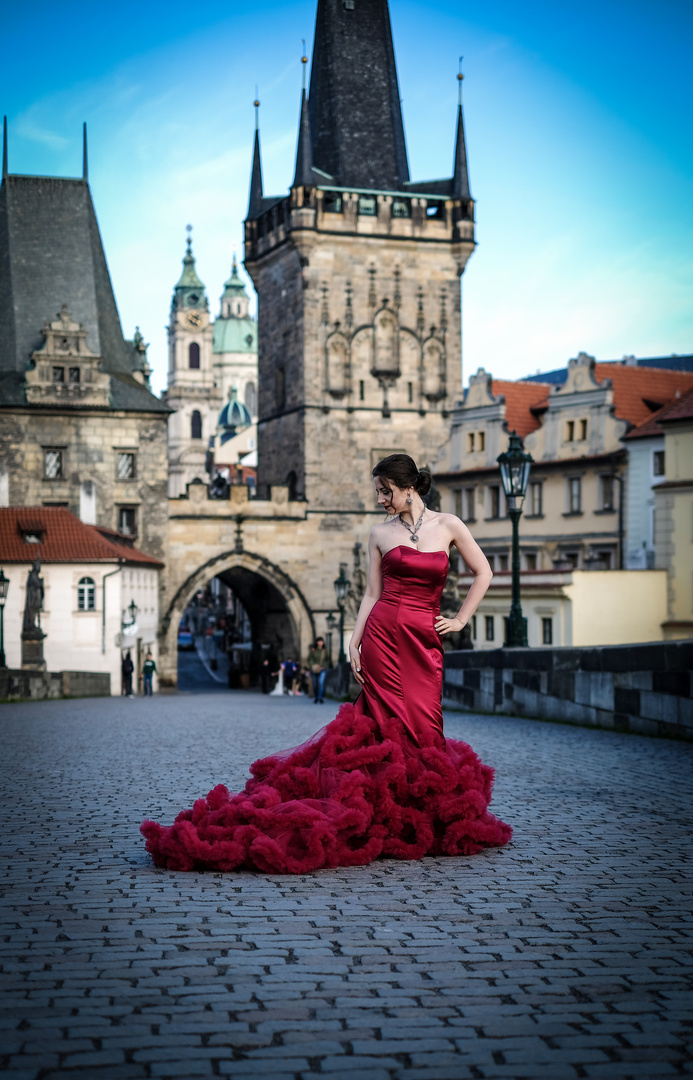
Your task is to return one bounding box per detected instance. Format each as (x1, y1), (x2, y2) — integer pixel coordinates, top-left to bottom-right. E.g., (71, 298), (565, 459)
(656, 384), (693, 422)
(490, 380), (551, 438)
(0, 507), (164, 565)
(594, 364), (693, 427)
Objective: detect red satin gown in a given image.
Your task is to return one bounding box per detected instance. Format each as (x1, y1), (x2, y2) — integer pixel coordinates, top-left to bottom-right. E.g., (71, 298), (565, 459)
(141, 546), (512, 873)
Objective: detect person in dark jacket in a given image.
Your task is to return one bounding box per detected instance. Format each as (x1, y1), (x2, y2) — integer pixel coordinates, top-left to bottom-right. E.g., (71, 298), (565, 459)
(122, 651), (134, 697)
(142, 652), (157, 696)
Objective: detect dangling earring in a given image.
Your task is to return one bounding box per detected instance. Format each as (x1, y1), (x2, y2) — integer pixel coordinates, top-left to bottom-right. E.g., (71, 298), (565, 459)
(406, 493), (413, 505)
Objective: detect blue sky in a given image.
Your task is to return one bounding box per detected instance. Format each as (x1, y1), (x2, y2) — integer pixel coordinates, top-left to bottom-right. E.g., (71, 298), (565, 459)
(2, 0), (692, 395)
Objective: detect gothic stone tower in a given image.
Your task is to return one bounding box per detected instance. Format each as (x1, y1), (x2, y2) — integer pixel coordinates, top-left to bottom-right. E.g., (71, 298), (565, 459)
(244, 0), (475, 512)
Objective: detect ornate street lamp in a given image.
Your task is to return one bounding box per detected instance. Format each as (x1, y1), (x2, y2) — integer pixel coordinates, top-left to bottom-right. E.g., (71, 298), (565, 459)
(333, 564), (350, 664)
(0, 568), (9, 668)
(497, 431), (533, 647)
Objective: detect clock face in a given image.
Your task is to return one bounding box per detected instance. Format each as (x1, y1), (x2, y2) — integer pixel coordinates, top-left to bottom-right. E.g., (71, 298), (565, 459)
(186, 312), (201, 328)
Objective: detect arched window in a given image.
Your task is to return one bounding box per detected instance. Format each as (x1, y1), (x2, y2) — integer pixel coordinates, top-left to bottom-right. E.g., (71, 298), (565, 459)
(188, 342), (200, 369)
(191, 410), (202, 439)
(286, 470), (298, 501)
(78, 576), (96, 611)
(244, 381), (257, 416)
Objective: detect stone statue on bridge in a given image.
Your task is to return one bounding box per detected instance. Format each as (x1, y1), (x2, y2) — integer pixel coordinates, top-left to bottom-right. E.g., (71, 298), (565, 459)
(22, 558), (46, 669)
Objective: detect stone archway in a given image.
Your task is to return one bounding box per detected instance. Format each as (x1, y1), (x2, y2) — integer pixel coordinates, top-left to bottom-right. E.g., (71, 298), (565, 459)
(159, 549), (315, 688)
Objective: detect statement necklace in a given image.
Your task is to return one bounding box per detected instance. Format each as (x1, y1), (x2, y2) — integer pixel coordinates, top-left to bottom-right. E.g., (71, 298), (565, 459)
(399, 506), (426, 543)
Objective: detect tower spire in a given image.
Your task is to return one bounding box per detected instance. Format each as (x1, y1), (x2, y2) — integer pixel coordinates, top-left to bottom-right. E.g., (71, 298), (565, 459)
(82, 121), (88, 181)
(307, 0), (409, 190)
(2, 116), (7, 180)
(452, 60), (471, 200)
(293, 47), (316, 189)
(247, 93), (264, 219)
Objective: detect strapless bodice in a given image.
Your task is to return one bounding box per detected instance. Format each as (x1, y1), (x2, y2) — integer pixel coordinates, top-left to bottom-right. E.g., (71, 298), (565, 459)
(380, 545), (449, 612)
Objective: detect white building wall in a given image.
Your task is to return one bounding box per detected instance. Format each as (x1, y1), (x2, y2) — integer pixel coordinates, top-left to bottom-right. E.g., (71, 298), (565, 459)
(1, 562), (160, 695)
(625, 436), (664, 568)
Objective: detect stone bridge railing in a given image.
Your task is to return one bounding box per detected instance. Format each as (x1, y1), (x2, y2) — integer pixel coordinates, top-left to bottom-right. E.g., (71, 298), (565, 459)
(443, 640), (693, 741)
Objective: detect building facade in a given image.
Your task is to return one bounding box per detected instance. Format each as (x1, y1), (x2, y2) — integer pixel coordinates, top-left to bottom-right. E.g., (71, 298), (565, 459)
(0, 126), (169, 566)
(652, 387), (693, 639)
(435, 353), (693, 647)
(0, 507), (162, 694)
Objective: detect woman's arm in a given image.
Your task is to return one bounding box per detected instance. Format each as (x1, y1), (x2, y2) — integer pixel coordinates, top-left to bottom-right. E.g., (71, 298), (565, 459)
(348, 530), (383, 685)
(435, 517), (493, 637)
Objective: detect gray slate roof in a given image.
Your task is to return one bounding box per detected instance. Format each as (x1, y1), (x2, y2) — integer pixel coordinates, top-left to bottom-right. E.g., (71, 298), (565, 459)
(0, 174), (168, 412)
(308, 0), (410, 191)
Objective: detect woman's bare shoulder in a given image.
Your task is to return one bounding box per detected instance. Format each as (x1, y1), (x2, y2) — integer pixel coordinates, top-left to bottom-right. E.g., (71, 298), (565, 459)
(370, 520), (391, 545)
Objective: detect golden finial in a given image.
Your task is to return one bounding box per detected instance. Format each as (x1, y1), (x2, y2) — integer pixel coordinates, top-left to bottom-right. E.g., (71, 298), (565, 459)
(457, 56), (464, 105)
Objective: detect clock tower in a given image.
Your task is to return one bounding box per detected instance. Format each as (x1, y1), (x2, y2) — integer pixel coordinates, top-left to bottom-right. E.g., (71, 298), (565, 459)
(164, 231), (220, 497)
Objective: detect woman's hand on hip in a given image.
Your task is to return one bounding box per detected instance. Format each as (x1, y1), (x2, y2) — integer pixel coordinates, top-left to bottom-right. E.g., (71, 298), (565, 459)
(435, 615), (463, 637)
(349, 642), (365, 685)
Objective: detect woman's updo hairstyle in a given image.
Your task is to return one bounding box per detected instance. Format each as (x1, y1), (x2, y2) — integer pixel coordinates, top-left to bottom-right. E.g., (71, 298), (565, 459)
(372, 454), (432, 499)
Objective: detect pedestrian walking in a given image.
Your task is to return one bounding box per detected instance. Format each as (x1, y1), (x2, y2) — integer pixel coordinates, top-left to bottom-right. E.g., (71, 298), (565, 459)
(260, 646), (279, 694)
(282, 658), (299, 695)
(307, 636), (329, 703)
(142, 651), (157, 696)
(121, 651), (134, 697)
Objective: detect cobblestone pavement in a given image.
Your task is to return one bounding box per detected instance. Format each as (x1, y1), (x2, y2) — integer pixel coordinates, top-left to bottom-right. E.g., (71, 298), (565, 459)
(1, 691), (692, 1080)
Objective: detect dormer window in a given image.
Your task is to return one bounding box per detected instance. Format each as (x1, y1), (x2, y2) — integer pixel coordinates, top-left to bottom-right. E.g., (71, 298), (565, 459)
(69, 367), (80, 384)
(21, 530), (43, 544)
(52, 366), (65, 383)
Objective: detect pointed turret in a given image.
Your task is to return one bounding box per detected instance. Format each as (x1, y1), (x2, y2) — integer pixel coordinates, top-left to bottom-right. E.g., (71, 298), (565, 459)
(171, 231), (208, 312)
(247, 98), (265, 220)
(452, 70), (471, 200)
(308, 0), (409, 190)
(82, 122), (88, 181)
(292, 89), (317, 188)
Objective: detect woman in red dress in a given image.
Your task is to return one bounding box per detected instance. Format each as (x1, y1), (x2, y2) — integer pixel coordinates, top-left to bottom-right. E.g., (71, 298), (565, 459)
(141, 454), (511, 873)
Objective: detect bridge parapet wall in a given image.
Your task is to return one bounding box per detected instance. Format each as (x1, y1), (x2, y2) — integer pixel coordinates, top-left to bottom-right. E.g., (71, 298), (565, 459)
(443, 640), (693, 741)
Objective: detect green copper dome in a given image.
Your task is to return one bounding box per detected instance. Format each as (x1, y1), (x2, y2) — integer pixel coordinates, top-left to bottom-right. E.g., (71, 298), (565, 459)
(212, 317), (257, 354)
(171, 237), (208, 312)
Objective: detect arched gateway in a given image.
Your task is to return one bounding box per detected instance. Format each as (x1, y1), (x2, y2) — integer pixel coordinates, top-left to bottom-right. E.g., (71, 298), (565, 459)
(158, 481), (372, 688)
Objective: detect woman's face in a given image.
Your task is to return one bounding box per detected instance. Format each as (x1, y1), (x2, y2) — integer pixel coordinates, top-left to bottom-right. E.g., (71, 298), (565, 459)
(374, 476), (409, 515)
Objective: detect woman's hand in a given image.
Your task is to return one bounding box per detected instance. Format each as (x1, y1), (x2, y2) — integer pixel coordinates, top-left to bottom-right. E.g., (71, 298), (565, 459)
(435, 615), (463, 637)
(349, 641), (365, 685)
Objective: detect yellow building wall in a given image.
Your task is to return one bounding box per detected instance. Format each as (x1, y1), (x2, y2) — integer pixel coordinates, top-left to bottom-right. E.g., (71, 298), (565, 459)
(565, 570), (667, 646)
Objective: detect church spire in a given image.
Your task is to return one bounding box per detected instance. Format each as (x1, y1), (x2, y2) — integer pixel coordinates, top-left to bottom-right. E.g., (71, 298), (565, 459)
(247, 95), (264, 219)
(292, 89), (315, 188)
(452, 63), (471, 200)
(293, 44), (317, 188)
(171, 226), (208, 312)
(307, 0), (409, 191)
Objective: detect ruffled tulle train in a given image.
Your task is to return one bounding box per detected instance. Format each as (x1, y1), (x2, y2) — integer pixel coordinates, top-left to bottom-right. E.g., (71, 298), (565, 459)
(140, 701), (512, 874)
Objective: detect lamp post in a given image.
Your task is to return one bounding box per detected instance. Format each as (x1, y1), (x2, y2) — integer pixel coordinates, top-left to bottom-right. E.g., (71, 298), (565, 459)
(325, 612), (337, 666)
(0, 568), (9, 668)
(497, 431), (533, 647)
(333, 564), (350, 664)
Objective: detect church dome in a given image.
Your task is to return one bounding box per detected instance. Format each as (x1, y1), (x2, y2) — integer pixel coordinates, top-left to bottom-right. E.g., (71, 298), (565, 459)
(218, 387), (252, 445)
(213, 318), (257, 355)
